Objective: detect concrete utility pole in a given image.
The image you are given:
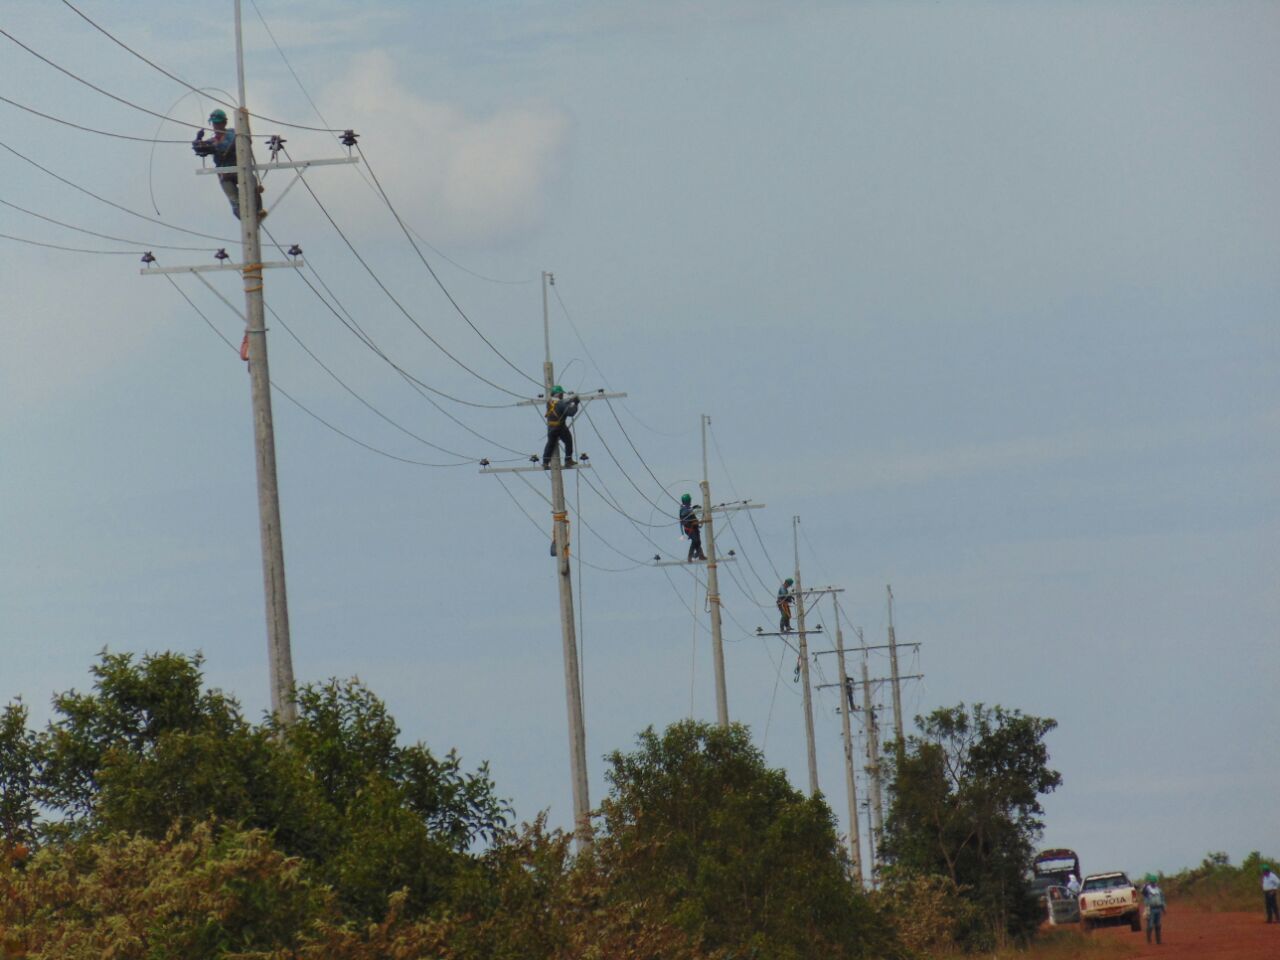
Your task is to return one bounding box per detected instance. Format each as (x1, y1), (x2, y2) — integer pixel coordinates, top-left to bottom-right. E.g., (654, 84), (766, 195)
(543, 271), (590, 849)
(143, 2), (350, 723)
(861, 797), (879, 890)
(479, 272), (624, 851)
(701, 415), (728, 728)
(793, 516), (820, 797)
(887, 584), (904, 752)
(833, 595), (862, 887)
(860, 649), (884, 872)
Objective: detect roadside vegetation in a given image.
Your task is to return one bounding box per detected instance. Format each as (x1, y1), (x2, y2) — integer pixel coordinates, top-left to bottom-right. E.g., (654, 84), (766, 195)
(1159, 850), (1279, 913)
(0, 650), (903, 959)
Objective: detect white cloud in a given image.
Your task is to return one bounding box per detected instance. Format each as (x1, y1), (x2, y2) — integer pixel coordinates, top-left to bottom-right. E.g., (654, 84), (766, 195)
(316, 52), (570, 248)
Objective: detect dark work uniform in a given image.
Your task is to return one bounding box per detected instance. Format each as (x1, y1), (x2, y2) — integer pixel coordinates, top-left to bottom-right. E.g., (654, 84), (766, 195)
(777, 583), (794, 632)
(680, 503), (705, 561)
(210, 126), (262, 220)
(542, 395), (580, 467)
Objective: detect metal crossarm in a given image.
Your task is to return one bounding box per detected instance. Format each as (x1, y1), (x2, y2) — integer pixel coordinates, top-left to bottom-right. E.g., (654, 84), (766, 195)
(140, 259), (302, 275)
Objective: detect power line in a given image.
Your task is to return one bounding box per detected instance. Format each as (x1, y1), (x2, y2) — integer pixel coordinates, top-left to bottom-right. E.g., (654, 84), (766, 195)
(355, 145), (542, 387)
(163, 275), (470, 467)
(0, 231), (138, 256)
(0, 197), (217, 252)
(0, 138), (239, 243)
(0, 26), (200, 131)
(0, 91), (190, 143)
(58, 0), (346, 134)
(285, 156), (529, 405)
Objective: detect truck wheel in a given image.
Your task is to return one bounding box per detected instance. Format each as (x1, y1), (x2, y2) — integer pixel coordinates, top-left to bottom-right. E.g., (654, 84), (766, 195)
(1129, 912), (1141, 932)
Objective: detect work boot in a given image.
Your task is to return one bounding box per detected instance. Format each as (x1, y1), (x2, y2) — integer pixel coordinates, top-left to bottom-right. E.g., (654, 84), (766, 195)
(541, 461), (550, 470)
(564, 458), (576, 467)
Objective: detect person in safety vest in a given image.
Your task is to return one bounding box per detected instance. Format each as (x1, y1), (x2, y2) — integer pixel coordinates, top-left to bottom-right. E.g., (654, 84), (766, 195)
(195, 108), (265, 221)
(777, 578), (795, 633)
(679, 493), (705, 561)
(541, 385), (580, 469)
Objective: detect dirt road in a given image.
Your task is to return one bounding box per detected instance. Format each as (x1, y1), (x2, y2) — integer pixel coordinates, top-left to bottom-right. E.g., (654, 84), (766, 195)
(1090, 907), (1278, 959)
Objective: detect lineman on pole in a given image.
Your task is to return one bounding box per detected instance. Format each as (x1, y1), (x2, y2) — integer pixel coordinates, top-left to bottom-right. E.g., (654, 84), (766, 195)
(193, 108), (265, 220)
(777, 577), (795, 633)
(541, 385), (580, 469)
(679, 493), (706, 561)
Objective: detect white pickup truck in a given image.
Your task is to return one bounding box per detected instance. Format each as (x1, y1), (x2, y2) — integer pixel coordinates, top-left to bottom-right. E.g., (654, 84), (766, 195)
(1078, 871), (1141, 933)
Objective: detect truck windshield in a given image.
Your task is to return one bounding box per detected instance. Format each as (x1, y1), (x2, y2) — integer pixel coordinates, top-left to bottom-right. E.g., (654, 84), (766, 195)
(1035, 858), (1077, 875)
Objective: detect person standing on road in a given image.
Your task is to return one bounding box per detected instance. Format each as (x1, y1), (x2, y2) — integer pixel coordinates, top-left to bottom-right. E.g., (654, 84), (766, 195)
(1142, 874), (1166, 944)
(1263, 865), (1280, 923)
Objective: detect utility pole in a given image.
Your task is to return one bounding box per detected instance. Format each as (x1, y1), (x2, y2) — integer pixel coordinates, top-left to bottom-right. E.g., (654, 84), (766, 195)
(860, 797), (878, 890)
(480, 271), (624, 851)
(142, 2), (355, 723)
(860, 648), (884, 872)
(887, 584), (904, 752)
(700, 415), (729, 728)
(794, 516), (819, 797)
(833, 595), (862, 887)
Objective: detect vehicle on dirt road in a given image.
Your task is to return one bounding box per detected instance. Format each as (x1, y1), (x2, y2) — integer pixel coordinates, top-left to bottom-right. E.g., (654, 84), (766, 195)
(1078, 871), (1141, 933)
(1044, 884), (1081, 925)
(1030, 849), (1082, 911)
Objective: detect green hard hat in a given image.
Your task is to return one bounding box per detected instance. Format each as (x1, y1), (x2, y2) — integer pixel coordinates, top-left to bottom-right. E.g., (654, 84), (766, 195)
(550, 385), (565, 395)
(1146, 874), (1157, 883)
(681, 493), (692, 504)
(785, 577), (794, 585)
(208, 108), (228, 124)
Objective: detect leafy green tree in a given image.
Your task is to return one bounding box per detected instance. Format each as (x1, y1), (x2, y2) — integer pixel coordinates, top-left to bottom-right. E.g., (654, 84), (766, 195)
(0, 701), (38, 846)
(595, 720), (901, 960)
(880, 703), (1061, 948)
(11, 651), (507, 922)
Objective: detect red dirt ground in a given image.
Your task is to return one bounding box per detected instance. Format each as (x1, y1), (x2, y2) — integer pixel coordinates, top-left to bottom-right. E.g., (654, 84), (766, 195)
(1087, 907), (1279, 959)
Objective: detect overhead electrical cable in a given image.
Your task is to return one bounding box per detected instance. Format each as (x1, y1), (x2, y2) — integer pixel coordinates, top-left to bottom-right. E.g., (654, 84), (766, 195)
(57, 0), (347, 134)
(0, 231), (137, 255)
(286, 159), (529, 405)
(355, 144), (542, 387)
(164, 276), (462, 466)
(244, 0), (530, 289)
(257, 225), (531, 457)
(0, 91), (190, 143)
(578, 407), (670, 513)
(0, 197), (217, 252)
(0, 138), (239, 243)
(0, 27), (201, 130)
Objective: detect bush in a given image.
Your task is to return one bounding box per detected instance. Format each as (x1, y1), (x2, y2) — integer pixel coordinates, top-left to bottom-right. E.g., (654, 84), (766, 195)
(1161, 850), (1278, 912)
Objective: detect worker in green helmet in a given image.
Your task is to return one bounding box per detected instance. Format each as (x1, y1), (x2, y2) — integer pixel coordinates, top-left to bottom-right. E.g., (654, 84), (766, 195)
(1141, 874), (1165, 944)
(196, 107), (265, 221)
(541, 385), (579, 469)
(777, 578), (795, 633)
(679, 493), (705, 561)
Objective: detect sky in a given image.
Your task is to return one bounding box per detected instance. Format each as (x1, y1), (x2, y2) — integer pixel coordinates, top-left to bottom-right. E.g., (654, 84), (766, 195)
(1, 0), (1277, 880)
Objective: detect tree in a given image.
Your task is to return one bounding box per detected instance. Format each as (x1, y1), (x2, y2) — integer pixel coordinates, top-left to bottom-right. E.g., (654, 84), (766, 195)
(880, 703), (1061, 947)
(11, 651), (507, 922)
(0, 701), (38, 846)
(596, 720), (902, 960)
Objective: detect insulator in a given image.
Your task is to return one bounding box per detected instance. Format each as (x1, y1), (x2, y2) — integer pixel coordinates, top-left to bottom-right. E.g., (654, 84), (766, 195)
(267, 134), (286, 161)
(140, 251), (156, 265)
(578, 453), (590, 462)
(214, 248), (230, 261)
(287, 244), (303, 257)
(340, 129), (359, 148)
(528, 454), (538, 462)
(479, 458), (490, 467)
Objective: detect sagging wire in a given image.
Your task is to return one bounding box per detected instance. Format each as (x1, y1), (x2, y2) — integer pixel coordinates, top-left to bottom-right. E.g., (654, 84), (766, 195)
(0, 138), (239, 243)
(0, 231), (141, 255)
(356, 144), (542, 387)
(163, 275), (464, 466)
(0, 197), (218, 252)
(257, 224), (530, 458)
(59, 0), (347, 134)
(0, 91), (189, 143)
(283, 151), (530, 405)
